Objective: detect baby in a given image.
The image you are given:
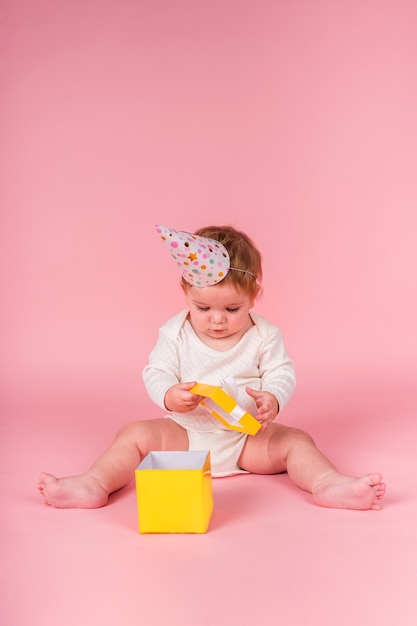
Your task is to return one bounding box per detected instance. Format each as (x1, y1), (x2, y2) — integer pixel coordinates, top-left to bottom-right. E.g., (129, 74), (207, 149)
(38, 224), (385, 510)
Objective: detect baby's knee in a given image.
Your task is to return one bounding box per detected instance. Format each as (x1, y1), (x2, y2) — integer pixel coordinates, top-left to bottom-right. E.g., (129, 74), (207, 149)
(116, 418), (168, 451)
(289, 427), (316, 448)
(116, 420), (148, 442)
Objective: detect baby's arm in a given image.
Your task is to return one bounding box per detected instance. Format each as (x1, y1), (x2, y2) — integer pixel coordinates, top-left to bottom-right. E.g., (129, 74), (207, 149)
(255, 322), (297, 415)
(246, 387), (279, 432)
(164, 382), (202, 413)
(143, 328), (203, 414)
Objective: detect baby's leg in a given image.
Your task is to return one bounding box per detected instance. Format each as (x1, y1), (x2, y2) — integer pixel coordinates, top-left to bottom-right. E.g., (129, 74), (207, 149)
(238, 424), (386, 510)
(38, 418), (188, 509)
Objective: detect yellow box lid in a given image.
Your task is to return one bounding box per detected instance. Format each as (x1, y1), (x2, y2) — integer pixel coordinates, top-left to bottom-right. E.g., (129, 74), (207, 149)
(190, 382), (261, 436)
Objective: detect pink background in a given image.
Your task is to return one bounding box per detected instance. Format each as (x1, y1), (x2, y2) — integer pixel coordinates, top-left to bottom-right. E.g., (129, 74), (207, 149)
(1, 1), (416, 625)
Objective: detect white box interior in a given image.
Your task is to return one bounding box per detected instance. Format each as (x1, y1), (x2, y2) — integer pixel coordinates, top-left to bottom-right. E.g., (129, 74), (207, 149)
(137, 450), (210, 471)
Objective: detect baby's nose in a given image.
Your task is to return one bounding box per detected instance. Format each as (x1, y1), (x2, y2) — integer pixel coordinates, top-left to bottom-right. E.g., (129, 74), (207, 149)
(211, 312), (225, 323)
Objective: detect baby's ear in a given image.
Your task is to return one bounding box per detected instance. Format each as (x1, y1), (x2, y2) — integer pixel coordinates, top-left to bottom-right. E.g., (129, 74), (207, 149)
(254, 283), (263, 302)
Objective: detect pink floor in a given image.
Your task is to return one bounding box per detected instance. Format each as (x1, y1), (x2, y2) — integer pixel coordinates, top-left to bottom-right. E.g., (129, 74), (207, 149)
(2, 385), (416, 626)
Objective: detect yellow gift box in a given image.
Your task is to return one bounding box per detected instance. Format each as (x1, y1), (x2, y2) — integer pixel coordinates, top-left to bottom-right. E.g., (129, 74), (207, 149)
(135, 450), (214, 534)
(190, 382), (261, 436)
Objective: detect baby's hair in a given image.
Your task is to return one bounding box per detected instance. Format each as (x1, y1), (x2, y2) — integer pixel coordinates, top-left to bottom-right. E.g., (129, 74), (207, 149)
(181, 225), (263, 299)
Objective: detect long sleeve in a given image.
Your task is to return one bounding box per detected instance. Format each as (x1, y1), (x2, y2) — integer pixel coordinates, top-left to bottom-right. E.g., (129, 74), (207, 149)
(142, 313), (186, 410)
(256, 321), (296, 412)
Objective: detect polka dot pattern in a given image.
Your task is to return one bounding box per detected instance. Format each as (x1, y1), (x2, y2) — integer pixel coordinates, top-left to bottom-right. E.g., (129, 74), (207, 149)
(156, 225), (230, 286)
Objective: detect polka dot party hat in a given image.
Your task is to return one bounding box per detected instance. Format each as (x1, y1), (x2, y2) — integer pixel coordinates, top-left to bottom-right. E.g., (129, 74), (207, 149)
(156, 225), (230, 286)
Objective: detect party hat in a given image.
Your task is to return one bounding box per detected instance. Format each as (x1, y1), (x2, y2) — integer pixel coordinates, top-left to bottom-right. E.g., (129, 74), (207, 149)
(155, 225), (230, 286)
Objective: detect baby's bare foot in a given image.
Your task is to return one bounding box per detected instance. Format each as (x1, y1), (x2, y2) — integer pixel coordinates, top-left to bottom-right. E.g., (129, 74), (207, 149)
(312, 472), (386, 510)
(38, 472), (109, 509)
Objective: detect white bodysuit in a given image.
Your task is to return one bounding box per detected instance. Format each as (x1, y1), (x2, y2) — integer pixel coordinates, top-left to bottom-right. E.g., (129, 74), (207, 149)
(142, 310), (296, 476)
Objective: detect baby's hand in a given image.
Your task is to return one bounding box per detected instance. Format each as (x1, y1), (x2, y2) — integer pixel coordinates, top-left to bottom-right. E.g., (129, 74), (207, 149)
(246, 387), (279, 432)
(164, 382), (202, 413)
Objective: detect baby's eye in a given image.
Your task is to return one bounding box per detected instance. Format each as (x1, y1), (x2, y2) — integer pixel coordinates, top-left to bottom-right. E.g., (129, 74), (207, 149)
(197, 306), (209, 312)
(226, 307), (240, 313)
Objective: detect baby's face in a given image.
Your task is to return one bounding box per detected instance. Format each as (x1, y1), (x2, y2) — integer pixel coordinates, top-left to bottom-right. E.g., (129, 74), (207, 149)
(185, 283), (254, 346)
